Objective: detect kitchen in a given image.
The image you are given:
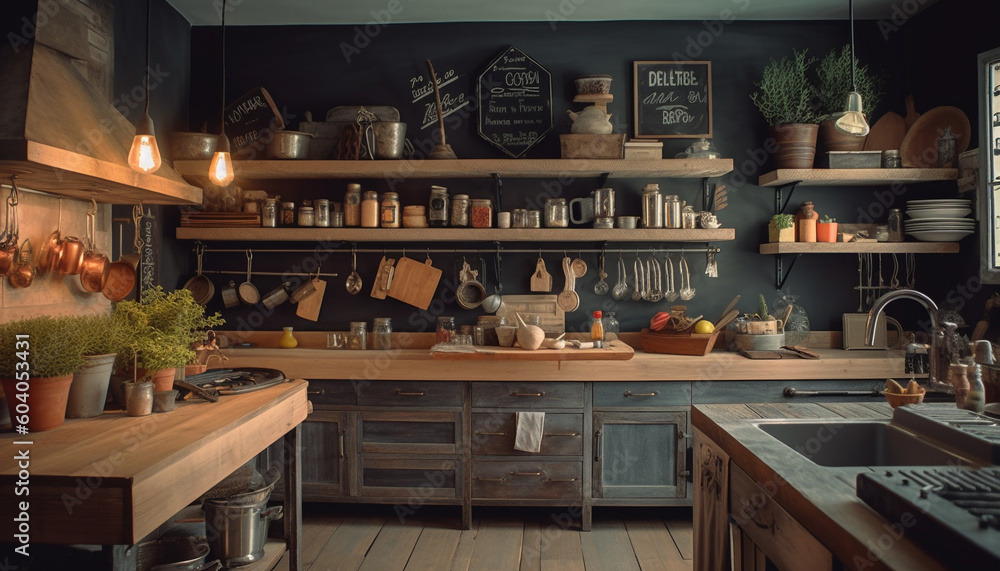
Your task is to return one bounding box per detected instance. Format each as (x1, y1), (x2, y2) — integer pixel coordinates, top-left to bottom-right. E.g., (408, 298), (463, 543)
(2, 0), (1000, 569)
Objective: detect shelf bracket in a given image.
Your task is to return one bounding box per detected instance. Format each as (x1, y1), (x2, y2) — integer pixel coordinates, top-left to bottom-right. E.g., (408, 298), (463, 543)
(598, 172), (610, 188)
(775, 181), (802, 214)
(492, 173), (503, 211)
(775, 253), (802, 290)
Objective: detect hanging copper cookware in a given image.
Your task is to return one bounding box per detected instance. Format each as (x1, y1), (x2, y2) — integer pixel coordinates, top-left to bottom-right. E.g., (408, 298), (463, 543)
(36, 198), (64, 276)
(182, 242), (214, 305)
(56, 235), (85, 275)
(103, 220), (138, 301)
(79, 200), (110, 294)
(8, 239), (35, 289)
(0, 180), (20, 277)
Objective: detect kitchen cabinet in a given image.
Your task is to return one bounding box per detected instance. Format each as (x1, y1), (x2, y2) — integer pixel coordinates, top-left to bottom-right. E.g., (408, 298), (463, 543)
(298, 411), (352, 499)
(593, 411), (689, 500)
(977, 46), (1000, 283)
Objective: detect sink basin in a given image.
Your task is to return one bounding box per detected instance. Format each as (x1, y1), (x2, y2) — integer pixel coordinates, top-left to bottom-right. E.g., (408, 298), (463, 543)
(756, 421), (969, 467)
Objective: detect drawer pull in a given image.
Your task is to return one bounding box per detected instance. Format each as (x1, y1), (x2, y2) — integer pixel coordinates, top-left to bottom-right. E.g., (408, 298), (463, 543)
(511, 391), (545, 397)
(546, 432), (580, 437)
(475, 477), (506, 482)
(594, 430), (602, 462)
(307, 388), (326, 395)
(510, 472), (543, 477)
(339, 431), (346, 459)
(623, 390), (658, 397)
(545, 478), (578, 483)
(394, 389), (427, 396)
(474, 431), (508, 436)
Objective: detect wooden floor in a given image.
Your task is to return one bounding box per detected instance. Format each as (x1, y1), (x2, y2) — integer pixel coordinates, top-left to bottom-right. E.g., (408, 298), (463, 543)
(285, 504), (694, 571)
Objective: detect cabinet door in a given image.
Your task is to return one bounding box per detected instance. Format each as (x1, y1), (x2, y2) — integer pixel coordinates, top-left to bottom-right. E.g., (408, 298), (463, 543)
(593, 411), (688, 499)
(359, 411), (462, 455)
(300, 411), (352, 498)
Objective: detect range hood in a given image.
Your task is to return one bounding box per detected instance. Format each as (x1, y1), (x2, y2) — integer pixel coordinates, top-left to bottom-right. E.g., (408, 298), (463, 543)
(0, 0), (200, 205)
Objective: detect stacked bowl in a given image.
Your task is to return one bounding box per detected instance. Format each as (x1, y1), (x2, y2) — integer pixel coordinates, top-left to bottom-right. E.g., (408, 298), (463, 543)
(904, 199), (975, 242)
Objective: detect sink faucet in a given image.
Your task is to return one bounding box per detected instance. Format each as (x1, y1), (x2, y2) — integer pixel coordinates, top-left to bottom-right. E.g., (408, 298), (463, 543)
(866, 289), (948, 390)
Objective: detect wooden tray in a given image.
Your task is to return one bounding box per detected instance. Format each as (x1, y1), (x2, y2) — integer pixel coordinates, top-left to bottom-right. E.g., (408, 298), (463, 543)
(899, 105), (971, 167)
(431, 340), (633, 361)
(638, 327), (721, 356)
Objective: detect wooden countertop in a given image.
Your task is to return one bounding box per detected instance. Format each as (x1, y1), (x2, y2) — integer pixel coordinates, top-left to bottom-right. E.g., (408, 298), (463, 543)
(692, 402), (955, 571)
(0, 379), (308, 546)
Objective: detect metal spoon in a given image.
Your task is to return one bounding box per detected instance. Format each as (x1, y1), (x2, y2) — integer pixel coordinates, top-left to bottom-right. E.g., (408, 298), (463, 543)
(679, 255), (696, 300)
(631, 258), (644, 301)
(482, 250), (503, 313)
(593, 250), (609, 295)
(345, 248), (362, 295)
(665, 256), (678, 302)
(611, 254), (630, 300)
(648, 257), (663, 302)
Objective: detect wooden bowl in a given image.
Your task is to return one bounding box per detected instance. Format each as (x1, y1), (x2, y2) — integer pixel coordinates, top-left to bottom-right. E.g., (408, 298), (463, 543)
(883, 389), (925, 408)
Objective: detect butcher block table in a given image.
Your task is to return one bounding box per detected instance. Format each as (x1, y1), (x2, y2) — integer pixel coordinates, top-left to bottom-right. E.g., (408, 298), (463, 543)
(0, 378), (308, 570)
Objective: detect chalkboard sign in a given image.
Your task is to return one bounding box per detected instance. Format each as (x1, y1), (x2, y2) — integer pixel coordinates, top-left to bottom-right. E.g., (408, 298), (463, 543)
(409, 65), (471, 132)
(477, 46), (553, 158)
(224, 86), (284, 153)
(633, 61), (712, 139)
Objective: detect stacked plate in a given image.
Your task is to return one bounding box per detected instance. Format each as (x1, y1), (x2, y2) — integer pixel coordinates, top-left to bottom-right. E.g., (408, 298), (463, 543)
(904, 199), (975, 242)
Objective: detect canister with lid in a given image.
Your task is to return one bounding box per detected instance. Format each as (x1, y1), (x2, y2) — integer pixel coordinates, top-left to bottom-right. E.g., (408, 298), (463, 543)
(297, 206), (315, 227)
(666, 195), (682, 228)
(344, 183), (362, 227)
(361, 191), (379, 227)
(451, 194), (470, 227)
(641, 183), (663, 228)
(381, 192), (400, 228)
(429, 186), (449, 227)
(280, 202), (296, 226)
(471, 199), (493, 228)
(544, 198), (568, 228)
(315, 199), (330, 227)
(262, 198), (277, 227)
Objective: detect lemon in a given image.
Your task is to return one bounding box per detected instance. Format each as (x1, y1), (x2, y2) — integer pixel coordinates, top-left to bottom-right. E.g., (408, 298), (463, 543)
(694, 320), (714, 334)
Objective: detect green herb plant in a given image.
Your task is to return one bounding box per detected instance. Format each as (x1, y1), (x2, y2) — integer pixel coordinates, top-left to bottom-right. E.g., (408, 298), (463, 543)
(750, 49), (822, 126)
(770, 213), (794, 230)
(753, 294), (774, 322)
(815, 45), (882, 119)
(0, 316), (87, 378)
(820, 214), (837, 223)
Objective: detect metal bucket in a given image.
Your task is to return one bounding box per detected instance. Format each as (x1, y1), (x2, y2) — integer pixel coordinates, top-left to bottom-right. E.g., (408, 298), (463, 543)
(204, 497), (282, 567)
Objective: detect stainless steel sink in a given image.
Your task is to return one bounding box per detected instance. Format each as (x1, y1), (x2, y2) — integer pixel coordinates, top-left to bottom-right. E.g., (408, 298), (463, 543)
(756, 421), (971, 467)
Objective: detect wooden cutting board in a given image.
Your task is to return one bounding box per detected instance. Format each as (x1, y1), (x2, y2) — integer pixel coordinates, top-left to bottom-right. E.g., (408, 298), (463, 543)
(904, 95), (920, 131)
(387, 256), (441, 310)
(899, 106), (971, 167)
(530, 257), (552, 292)
(296, 279), (326, 321)
(863, 112), (906, 151)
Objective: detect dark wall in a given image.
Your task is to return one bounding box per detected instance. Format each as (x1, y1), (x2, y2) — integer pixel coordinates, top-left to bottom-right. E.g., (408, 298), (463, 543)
(158, 6), (998, 336)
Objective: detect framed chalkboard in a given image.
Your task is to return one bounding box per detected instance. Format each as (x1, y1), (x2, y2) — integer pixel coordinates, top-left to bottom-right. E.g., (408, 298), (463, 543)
(633, 61), (712, 139)
(477, 46), (553, 158)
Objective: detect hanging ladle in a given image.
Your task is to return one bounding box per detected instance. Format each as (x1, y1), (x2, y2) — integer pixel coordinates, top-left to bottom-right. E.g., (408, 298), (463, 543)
(482, 248), (503, 313)
(345, 246), (362, 295)
(611, 253), (630, 301)
(593, 249), (609, 295)
(237, 249), (260, 304)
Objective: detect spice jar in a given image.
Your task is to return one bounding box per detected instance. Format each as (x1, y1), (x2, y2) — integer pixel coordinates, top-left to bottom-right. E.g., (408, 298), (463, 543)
(280, 202), (296, 226)
(344, 183), (362, 227)
(526, 209), (541, 228)
(451, 194), (470, 227)
(641, 183), (663, 228)
(681, 205), (697, 229)
(477, 315), (504, 346)
(544, 198), (568, 228)
(373, 317), (392, 350)
(512, 208), (528, 228)
(471, 199), (493, 228)
(888, 208), (904, 242)
(262, 198), (277, 227)
(429, 185), (449, 227)
(348, 321), (368, 350)
(436, 316), (456, 344)
(315, 199), (330, 227)
(666, 195), (682, 228)
(361, 191), (379, 228)
(297, 206), (315, 227)
(381, 192), (400, 228)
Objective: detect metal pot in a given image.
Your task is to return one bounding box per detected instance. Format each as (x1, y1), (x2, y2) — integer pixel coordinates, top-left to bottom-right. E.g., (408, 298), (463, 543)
(79, 250), (110, 293)
(56, 236), (86, 274)
(203, 498), (282, 567)
(169, 132), (217, 160)
(265, 130), (315, 160)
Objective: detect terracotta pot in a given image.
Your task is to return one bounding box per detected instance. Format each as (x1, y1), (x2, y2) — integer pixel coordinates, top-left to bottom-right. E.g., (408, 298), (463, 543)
(798, 218), (817, 242)
(817, 119), (866, 157)
(185, 363), (208, 377)
(816, 222), (839, 243)
(769, 123), (819, 169)
(1, 375), (74, 432)
(146, 368), (176, 393)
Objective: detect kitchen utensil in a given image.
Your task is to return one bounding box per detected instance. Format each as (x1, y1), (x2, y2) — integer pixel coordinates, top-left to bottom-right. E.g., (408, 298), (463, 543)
(571, 255), (587, 278)
(120, 205), (143, 271)
(426, 59), (457, 159)
(370, 256), (395, 299)
(482, 251), (503, 313)
(345, 248), (362, 295)
(863, 112), (906, 151)
(79, 201), (110, 293)
(296, 277), (326, 321)
(593, 250), (608, 295)
(456, 258), (486, 310)
(0, 183), (20, 276)
(265, 130), (315, 159)
(713, 309), (740, 333)
(387, 254), (442, 310)
(665, 256), (678, 302)
(903, 95), (920, 131)
(899, 106), (971, 167)
(679, 254), (695, 300)
(556, 256), (580, 312)
(182, 243), (214, 305)
(237, 250), (260, 304)
(289, 277), (319, 305)
(36, 200), (62, 276)
(719, 294), (741, 323)
(104, 222), (138, 301)
(221, 281), (239, 308)
(203, 497), (282, 567)
(647, 257), (662, 302)
(530, 256), (552, 292)
(611, 254), (630, 300)
(261, 282), (290, 310)
(8, 239), (34, 288)
(56, 234), (85, 275)
(631, 258), (644, 301)
(569, 192), (595, 224)
(169, 130), (217, 160)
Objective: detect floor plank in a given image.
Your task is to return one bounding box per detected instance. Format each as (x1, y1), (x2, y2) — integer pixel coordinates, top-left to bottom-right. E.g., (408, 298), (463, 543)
(467, 519), (525, 570)
(520, 520), (543, 571)
(358, 522), (423, 571)
(309, 514), (386, 571)
(448, 519), (480, 571)
(665, 517), (694, 560)
(579, 519), (641, 571)
(301, 512), (346, 568)
(626, 519), (690, 571)
(539, 523), (586, 571)
(403, 526), (463, 571)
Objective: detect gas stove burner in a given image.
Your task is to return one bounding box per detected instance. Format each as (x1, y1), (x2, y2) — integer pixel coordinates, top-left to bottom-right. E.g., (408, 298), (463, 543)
(184, 368), (286, 395)
(857, 467), (1000, 567)
(892, 406), (1000, 465)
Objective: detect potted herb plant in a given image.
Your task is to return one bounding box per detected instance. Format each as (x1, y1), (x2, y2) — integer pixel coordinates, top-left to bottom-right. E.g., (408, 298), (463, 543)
(751, 49), (822, 169)
(0, 315), (87, 431)
(744, 295), (782, 335)
(816, 215), (839, 243)
(768, 213), (795, 243)
(65, 313), (132, 419)
(815, 45), (883, 154)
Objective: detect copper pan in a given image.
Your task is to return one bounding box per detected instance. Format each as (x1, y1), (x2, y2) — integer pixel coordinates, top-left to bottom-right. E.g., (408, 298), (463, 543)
(56, 236), (85, 275)
(78, 200), (109, 293)
(36, 198), (64, 276)
(103, 222), (136, 301)
(0, 180), (20, 276)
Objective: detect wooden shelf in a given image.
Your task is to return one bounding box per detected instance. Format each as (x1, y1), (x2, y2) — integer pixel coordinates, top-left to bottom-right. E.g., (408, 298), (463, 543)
(759, 242), (959, 254)
(177, 226), (736, 243)
(172, 158), (734, 181)
(758, 168), (958, 187)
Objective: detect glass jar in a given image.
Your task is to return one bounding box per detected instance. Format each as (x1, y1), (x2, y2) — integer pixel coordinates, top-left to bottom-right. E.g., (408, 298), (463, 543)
(344, 183), (362, 227)
(512, 208), (528, 228)
(591, 310), (604, 342)
(526, 209), (541, 228)
(471, 199), (493, 228)
(888, 208), (904, 242)
(348, 321), (368, 350)
(361, 191), (379, 228)
(373, 317), (392, 350)
(681, 205), (697, 229)
(641, 183), (663, 228)
(544, 198), (568, 228)
(315, 199), (330, 227)
(604, 311), (620, 341)
(477, 315), (504, 346)
(451, 194), (470, 227)
(773, 292), (810, 347)
(436, 316), (456, 344)
(666, 195), (682, 228)
(429, 185), (449, 227)
(381, 192), (400, 228)
(280, 202), (296, 226)
(262, 198), (277, 227)
(297, 206), (315, 227)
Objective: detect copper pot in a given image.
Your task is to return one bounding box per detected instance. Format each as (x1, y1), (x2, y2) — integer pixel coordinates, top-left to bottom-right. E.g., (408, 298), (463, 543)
(7, 239), (35, 288)
(36, 229), (62, 275)
(0, 243), (16, 276)
(79, 250), (110, 293)
(57, 236), (85, 275)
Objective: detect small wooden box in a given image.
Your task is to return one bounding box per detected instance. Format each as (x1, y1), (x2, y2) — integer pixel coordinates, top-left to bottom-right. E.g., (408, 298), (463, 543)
(818, 151), (882, 169)
(624, 140), (663, 159)
(560, 134), (625, 159)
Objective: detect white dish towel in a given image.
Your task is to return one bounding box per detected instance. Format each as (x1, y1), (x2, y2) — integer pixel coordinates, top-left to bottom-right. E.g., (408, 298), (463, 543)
(514, 411), (545, 453)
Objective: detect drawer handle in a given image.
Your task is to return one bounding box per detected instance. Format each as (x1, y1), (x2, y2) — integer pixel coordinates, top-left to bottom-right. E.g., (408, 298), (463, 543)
(545, 478), (578, 483)
(623, 390), (658, 397)
(594, 430), (602, 462)
(511, 391), (545, 397)
(339, 430), (345, 459)
(395, 389), (427, 396)
(474, 431), (508, 436)
(307, 388), (325, 395)
(475, 477), (506, 482)
(510, 472), (543, 477)
(546, 432), (580, 437)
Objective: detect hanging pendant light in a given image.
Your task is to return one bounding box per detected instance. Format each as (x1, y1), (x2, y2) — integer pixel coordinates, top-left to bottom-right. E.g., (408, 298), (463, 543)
(833, 0), (870, 137)
(128, 0), (162, 174)
(208, 0), (235, 186)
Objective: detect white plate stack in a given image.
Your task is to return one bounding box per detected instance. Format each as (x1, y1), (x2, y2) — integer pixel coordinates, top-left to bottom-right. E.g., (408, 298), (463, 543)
(904, 199), (975, 242)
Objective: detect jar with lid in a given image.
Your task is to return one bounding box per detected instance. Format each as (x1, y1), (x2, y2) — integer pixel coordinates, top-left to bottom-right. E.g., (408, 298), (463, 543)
(262, 198), (278, 227)
(280, 202), (296, 226)
(512, 208), (528, 228)
(297, 206), (315, 227)
(373, 317), (392, 350)
(361, 191), (379, 227)
(381, 192), (400, 228)
(544, 198), (568, 228)
(590, 310), (604, 342)
(477, 315), (504, 346)
(681, 205), (697, 229)
(348, 321), (368, 350)
(436, 316), (456, 344)
(641, 183), (663, 228)
(604, 311), (620, 341)
(666, 195), (682, 228)
(315, 199), (330, 227)
(344, 183), (362, 227)
(451, 194), (470, 227)
(887, 208), (904, 242)
(471, 199), (493, 228)
(429, 186), (449, 227)
(526, 209), (541, 228)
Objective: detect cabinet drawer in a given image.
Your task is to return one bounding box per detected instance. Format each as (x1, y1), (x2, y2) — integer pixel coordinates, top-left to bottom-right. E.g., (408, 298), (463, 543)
(359, 411), (461, 455)
(593, 382), (691, 408)
(472, 461), (582, 500)
(472, 382), (583, 409)
(360, 457), (459, 498)
(471, 413), (583, 456)
(358, 380), (462, 407)
(306, 380), (356, 406)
